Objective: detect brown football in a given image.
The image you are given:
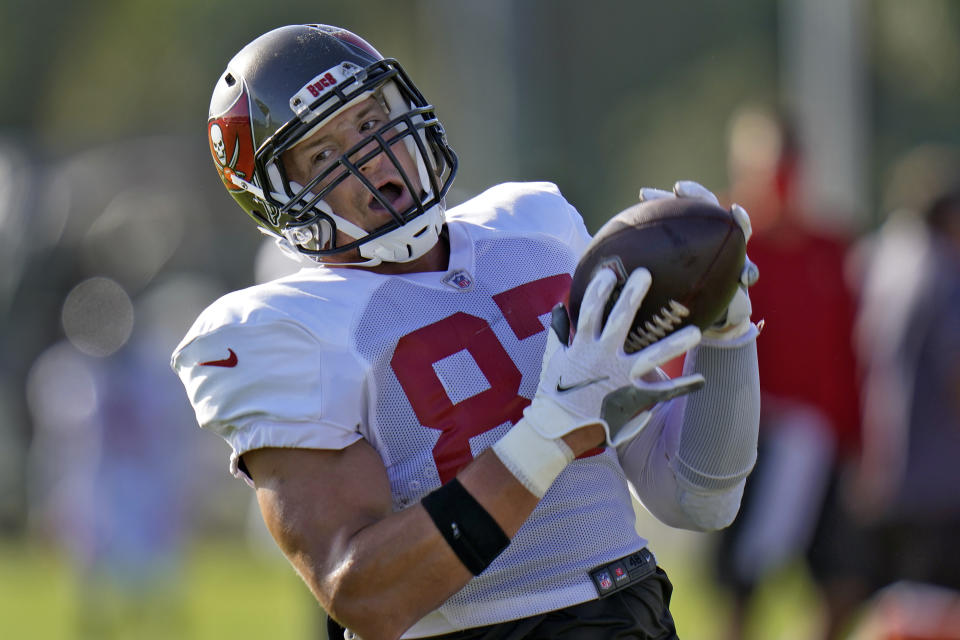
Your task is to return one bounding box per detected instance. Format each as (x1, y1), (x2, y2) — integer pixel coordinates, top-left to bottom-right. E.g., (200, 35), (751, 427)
(568, 197), (745, 353)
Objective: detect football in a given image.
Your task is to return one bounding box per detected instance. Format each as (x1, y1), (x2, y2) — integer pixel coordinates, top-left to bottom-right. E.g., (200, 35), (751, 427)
(568, 197), (746, 353)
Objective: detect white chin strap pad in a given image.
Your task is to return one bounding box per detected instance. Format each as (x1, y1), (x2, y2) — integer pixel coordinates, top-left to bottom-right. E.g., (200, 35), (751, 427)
(358, 205), (444, 264)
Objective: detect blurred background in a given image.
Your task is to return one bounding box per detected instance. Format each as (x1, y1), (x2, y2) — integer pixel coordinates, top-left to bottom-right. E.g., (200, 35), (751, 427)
(2, 0), (960, 638)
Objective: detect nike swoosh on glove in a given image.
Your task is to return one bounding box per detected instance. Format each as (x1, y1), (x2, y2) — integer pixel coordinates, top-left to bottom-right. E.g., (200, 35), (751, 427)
(529, 267), (705, 446)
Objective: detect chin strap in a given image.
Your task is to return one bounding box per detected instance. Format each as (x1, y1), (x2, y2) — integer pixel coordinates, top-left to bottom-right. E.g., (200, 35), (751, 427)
(266, 204), (446, 269)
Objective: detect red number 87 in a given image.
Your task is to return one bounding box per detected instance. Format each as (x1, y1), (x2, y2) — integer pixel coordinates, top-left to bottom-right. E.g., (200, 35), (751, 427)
(390, 274), (571, 483)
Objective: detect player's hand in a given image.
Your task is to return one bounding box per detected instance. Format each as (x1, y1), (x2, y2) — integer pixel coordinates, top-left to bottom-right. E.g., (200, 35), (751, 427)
(493, 267), (705, 496)
(639, 180), (759, 345)
(703, 203), (758, 343)
(528, 268), (704, 447)
(639, 179), (720, 205)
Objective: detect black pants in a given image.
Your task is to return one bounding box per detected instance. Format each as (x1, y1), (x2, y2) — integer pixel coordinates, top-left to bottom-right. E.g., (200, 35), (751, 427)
(327, 568), (677, 639)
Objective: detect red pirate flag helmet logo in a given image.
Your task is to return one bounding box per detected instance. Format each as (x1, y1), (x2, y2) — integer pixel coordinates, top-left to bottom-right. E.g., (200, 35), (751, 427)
(207, 89), (256, 192)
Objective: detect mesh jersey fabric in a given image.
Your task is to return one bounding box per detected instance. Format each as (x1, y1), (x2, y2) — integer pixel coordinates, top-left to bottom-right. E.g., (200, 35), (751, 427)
(171, 182), (650, 636)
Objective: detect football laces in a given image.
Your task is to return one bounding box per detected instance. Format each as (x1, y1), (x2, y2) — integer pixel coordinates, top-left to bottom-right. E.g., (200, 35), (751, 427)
(624, 300), (690, 352)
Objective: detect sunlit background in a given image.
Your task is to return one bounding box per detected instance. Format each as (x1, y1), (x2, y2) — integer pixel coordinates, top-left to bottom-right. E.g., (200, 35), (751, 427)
(2, 1), (960, 639)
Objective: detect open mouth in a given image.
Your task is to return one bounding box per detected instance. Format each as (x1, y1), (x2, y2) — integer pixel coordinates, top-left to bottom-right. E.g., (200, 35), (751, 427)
(369, 181), (409, 213)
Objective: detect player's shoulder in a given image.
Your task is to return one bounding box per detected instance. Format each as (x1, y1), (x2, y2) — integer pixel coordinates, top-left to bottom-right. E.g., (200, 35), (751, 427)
(172, 267), (374, 363)
(447, 181), (588, 244)
(449, 181), (568, 213)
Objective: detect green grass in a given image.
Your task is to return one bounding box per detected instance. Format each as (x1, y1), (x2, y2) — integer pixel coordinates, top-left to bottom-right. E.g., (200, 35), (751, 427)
(633, 510), (824, 640)
(0, 539), (323, 640)
(0, 524), (824, 640)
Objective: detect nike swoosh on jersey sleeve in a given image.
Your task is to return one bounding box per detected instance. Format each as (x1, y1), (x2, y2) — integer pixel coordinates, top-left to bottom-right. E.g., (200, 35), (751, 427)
(171, 318), (366, 476)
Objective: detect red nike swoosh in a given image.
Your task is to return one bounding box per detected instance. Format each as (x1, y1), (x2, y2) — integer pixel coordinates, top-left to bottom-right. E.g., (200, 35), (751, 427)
(200, 349), (237, 367)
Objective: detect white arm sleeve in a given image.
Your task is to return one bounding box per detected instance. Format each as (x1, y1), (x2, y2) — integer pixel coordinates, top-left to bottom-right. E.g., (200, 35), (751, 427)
(617, 329), (760, 531)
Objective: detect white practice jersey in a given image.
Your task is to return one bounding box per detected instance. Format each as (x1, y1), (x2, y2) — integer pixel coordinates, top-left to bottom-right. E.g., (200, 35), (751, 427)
(172, 182), (650, 636)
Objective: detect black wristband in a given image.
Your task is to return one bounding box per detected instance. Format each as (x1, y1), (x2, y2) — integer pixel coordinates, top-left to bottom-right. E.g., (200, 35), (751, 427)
(421, 478), (510, 576)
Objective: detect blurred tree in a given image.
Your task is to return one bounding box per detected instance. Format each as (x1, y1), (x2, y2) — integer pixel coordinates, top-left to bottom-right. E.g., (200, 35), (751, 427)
(870, 0), (960, 222)
(511, 0), (780, 229)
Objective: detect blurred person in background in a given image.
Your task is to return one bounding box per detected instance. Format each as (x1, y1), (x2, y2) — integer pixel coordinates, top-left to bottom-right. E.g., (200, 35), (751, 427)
(26, 277), (201, 639)
(710, 105), (865, 640)
(846, 146), (960, 638)
(171, 24), (762, 640)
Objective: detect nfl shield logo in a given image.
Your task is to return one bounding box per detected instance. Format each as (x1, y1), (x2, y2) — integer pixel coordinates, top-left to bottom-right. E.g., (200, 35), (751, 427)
(442, 269), (474, 291)
(598, 571), (613, 590)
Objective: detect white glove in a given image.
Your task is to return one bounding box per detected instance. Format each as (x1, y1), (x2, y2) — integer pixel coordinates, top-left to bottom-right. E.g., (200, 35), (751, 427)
(639, 179), (721, 205)
(639, 180), (759, 345)
(494, 267), (705, 497)
(527, 267), (704, 446)
(493, 239), (707, 496)
(703, 203), (758, 343)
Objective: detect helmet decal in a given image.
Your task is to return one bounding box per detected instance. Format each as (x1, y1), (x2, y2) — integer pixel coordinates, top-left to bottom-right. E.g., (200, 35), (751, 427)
(289, 62), (364, 120)
(207, 88), (256, 193)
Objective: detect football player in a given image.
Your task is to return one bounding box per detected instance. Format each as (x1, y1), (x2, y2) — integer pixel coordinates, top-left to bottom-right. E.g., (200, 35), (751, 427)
(172, 24), (761, 640)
